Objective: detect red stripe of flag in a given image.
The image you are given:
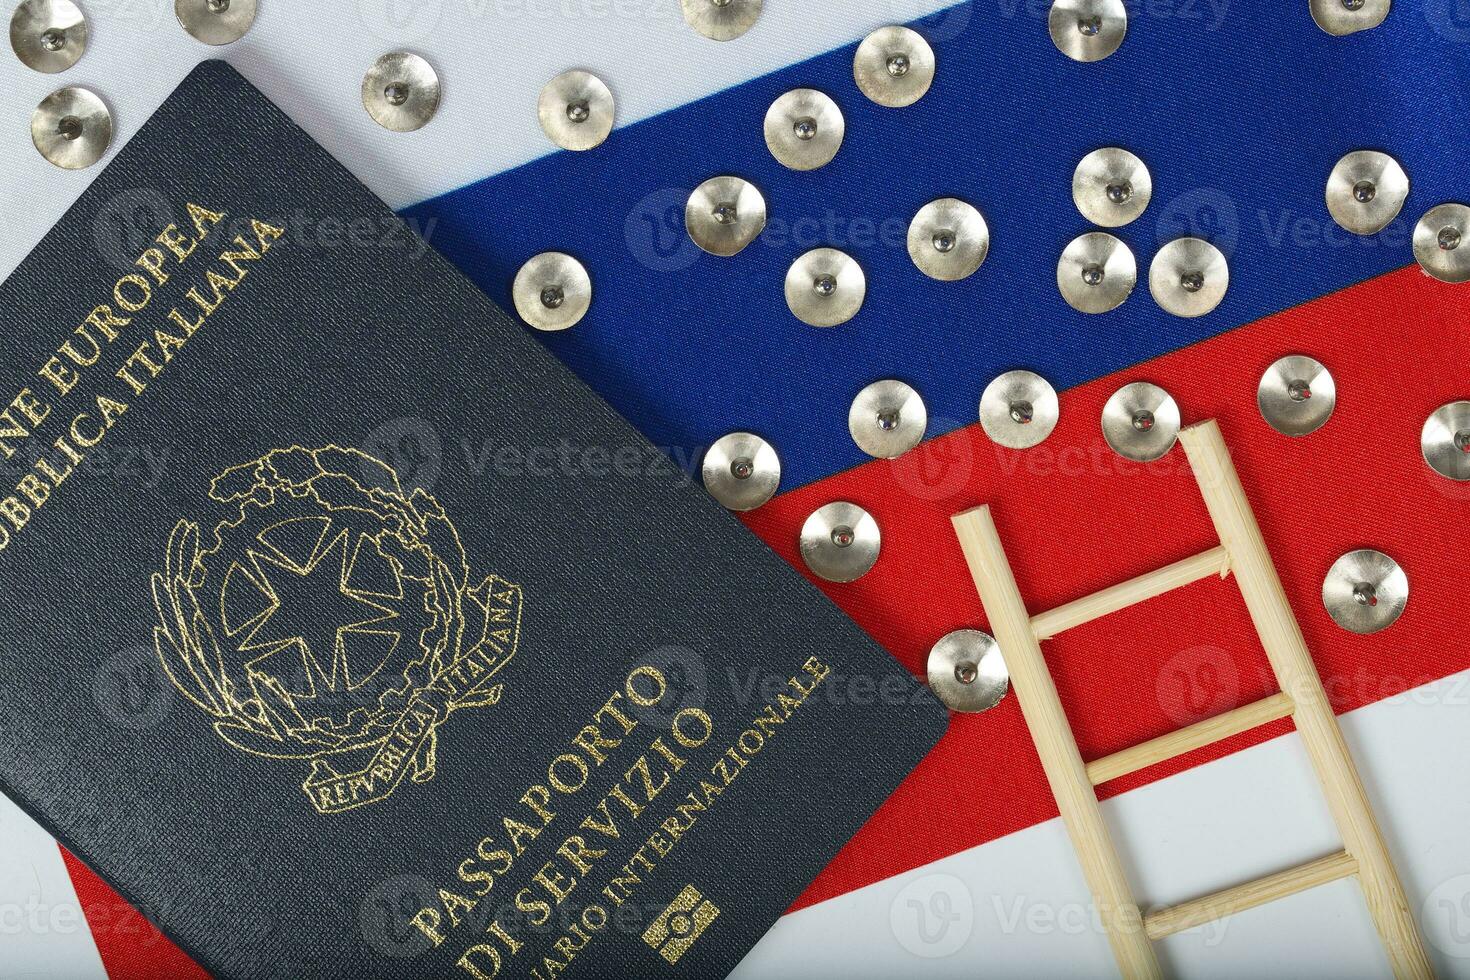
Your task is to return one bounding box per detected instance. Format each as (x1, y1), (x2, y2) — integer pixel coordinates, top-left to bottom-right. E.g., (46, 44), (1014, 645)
(740, 265), (1470, 911)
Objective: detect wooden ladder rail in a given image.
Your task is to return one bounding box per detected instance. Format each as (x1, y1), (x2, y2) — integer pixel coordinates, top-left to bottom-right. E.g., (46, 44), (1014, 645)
(950, 419), (1433, 980)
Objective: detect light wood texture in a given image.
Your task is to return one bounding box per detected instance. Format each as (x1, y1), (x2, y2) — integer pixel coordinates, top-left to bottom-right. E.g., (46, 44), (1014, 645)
(1086, 692), (1296, 785)
(1180, 420), (1434, 980)
(1144, 850), (1359, 940)
(952, 507), (1163, 980)
(1031, 546), (1232, 640)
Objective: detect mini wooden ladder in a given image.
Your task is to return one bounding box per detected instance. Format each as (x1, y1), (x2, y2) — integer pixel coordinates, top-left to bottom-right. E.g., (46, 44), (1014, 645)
(950, 419), (1433, 980)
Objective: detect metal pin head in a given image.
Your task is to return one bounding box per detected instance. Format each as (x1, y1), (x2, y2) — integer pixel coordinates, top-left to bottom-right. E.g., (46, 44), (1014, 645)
(1057, 232), (1135, 313)
(980, 370), (1059, 449)
(685, 176), (767, 257)
(11, 0), (87, 72)
(849, 380), (927, 459)
(785, 248), (865, 327)
(1073, 147), (1151, 227)
(799, 501), (880, 583)
(1150, 237), (1229, 317)
(512, 252), (591, 332)
(1102, 382), (1180, 461)
(853, 26), (935, 108)
(362, 52), (440, 132)
(907, 198), (990, 281)
(764, 88), (843, 171)
(175, 0), (256, 45)
(1413, 203), (1470, 284)
(702, 432), (780, 510)
(1049, 0), (1126, 61)
(679, 0), (761, 40)
(1323, 549), (1407, 634)
(1326, 151), (1409, 236)
(31, 85), (110, 169)
(1310, 0), (1390, 35)
(1258, 355), (1336, 436)
(927, 629), (1009, 713)
(1421, 401), (1470, 481)
(538, 69), (614, 151)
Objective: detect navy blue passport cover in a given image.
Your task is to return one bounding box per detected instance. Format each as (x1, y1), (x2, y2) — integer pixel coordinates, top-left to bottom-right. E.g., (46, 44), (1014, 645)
(0, 62), (946, 978)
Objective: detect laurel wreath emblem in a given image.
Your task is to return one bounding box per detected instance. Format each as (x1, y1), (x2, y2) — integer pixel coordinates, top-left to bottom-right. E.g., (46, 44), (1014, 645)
(151, 446), (523, 813)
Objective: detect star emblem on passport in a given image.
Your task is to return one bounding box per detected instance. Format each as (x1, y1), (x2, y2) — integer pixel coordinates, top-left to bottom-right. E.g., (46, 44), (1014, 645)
(150, 445), (525, 814)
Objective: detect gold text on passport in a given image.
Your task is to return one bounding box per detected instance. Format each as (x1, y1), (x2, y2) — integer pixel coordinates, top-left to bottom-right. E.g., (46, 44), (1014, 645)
(0, 202), (284, 552)
(396, 655), (832, 978)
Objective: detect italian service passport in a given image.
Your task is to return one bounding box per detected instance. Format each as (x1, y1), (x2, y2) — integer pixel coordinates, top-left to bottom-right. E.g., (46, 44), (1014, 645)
(0, 63), (945, 978)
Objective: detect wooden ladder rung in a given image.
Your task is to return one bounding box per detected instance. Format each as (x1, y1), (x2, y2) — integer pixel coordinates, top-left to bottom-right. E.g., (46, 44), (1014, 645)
(1144, 850), (1359, 940)
(1030, 545), (1231, 640)
(1086, 692), (1296, 785)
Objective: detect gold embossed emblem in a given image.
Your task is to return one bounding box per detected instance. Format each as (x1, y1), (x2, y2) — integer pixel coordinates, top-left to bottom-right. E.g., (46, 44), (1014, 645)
(643, 885), (720, 965)
(151, 446), (524, 814)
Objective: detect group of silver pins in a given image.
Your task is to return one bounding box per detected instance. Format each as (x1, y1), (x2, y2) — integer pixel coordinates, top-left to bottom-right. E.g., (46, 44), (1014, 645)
(1063, 148), (1231, 317)
(16, 0), (1464, 295)
(14, 0), (256, 168)
(10, 0), (1462, 707)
